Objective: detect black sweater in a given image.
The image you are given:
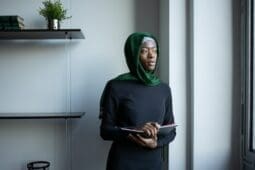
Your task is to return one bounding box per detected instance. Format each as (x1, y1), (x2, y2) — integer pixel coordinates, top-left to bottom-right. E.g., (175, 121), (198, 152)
(100, 79), (176, 170)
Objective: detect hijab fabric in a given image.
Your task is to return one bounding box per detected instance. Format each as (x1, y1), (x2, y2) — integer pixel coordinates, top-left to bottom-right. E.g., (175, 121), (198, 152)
(114, 32), (161, 86)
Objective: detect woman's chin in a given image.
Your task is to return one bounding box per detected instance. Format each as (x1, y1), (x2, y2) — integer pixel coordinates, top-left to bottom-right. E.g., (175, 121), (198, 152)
(145, 67), (155, 71)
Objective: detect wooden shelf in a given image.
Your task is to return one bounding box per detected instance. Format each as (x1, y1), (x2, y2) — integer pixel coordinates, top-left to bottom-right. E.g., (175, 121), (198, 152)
(0, 112), (85, 119)
(0, 29), (85, 39)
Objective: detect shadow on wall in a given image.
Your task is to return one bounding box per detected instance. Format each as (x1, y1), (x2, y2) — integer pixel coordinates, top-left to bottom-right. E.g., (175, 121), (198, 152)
(134, 0), (159, 38)
(230, 0), (241, 169)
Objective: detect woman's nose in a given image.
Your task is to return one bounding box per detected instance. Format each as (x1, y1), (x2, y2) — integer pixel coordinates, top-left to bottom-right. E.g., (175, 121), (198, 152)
(148, 50), (155, 58)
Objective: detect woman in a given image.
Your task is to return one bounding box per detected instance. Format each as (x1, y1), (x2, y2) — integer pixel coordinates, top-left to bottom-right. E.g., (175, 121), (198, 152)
(99, 32), (176, 170)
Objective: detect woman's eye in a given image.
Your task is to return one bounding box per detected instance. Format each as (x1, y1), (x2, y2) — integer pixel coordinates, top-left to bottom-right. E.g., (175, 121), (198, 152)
(141, 49), (148, 54)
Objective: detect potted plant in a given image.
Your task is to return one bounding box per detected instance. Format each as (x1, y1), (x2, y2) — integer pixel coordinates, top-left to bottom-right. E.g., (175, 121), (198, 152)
(39, 0), (71, 30)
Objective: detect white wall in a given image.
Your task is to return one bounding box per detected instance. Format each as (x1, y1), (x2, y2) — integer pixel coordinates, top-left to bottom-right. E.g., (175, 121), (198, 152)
(193, 0), (241, 169)
(169, 0), (190, 168)
(0, 0), (159, 170)
(160, 0), (189, 170)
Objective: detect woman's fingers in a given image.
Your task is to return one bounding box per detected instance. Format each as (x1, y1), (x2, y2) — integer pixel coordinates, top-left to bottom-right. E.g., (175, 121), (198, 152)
(128, 122), (159, 148)
(136, 134), (158, 149)
(142, 122), (159, 137)
(150, 122), (160, 129)
(128, 133), (158, 149)
(128, 134), (146, 146)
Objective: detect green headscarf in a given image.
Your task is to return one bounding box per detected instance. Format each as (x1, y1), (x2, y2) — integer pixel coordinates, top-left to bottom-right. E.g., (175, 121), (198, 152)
(114, 32), (161, 86)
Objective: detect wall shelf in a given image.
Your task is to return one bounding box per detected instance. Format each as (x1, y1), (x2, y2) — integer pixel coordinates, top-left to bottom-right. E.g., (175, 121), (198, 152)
(0, 112), (85, 119)
(0, 29), (85, 39)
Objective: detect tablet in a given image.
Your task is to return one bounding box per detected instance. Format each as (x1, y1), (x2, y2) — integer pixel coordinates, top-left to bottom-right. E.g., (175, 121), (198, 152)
(120, 127), (144, 135)
(120, 124), (177, 137)
(158, 124), (177, 136)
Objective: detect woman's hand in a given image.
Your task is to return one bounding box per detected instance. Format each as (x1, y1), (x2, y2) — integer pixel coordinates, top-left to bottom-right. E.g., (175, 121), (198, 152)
(128, 133), (158, 149)
(128, 122), (160, 149)
(141, 122), (160, 138)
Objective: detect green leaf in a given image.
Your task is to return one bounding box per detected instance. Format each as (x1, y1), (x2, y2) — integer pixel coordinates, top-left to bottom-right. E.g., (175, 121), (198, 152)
(38, 0), (71, 21)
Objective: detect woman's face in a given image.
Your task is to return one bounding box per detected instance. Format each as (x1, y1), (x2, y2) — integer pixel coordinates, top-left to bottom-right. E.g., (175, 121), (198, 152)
(139, 40), (157, 71)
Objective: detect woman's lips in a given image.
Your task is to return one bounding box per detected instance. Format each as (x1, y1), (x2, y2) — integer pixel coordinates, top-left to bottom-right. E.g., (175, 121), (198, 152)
(148, 61), (156, 66)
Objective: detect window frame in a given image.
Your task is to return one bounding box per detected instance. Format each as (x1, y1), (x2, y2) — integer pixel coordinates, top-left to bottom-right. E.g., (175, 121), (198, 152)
(242, 0), (255, 168)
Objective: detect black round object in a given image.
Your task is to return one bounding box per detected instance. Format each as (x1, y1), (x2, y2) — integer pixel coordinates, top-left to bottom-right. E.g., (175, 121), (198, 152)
(27, 161), (50, 170)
